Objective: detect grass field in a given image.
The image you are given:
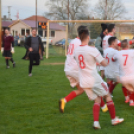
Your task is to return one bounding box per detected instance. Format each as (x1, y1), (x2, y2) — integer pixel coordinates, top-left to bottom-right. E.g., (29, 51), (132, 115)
(0, 47), (134, 134)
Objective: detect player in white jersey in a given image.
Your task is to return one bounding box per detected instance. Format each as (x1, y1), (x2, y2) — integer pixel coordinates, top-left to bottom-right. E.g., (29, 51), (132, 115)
(113, 40), (134, 106)
(101, 24), (121, 79)
(74, 28), (124, 129)
(59, 26), (107, 113)
(104, 37), (119, 95)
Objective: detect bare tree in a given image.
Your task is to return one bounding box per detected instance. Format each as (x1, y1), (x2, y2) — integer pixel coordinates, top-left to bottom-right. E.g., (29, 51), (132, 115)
(44, 0), (90, 20)
(95, 0), (127, 20)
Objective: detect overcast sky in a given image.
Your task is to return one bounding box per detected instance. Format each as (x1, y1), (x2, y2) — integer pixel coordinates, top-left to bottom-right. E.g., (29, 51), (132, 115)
(2, 0), (134, 20)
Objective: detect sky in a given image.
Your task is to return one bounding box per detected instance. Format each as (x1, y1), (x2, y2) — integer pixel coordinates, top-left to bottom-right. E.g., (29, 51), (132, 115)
(1, 0), (134, 20)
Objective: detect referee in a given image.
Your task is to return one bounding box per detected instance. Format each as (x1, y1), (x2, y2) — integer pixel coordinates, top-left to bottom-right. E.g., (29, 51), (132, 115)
(25, 29), (44, 76)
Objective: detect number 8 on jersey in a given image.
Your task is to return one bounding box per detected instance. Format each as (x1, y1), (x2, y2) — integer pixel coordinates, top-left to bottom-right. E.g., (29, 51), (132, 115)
(78, 54), (86, 69)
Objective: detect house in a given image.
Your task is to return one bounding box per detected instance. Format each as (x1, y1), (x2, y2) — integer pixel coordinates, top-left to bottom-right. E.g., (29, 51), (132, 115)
(2, 15), (66, 44)
(116, 23), (134, 40)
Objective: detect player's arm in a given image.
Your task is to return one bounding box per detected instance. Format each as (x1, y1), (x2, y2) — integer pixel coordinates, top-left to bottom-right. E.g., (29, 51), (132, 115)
(100, 59), (108, 67)
(11, 36), (15, 53)
(94, 48), (108, 67)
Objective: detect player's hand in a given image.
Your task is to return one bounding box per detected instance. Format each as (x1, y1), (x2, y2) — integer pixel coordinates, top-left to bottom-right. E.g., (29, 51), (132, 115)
(11, 48), (15, 54)
(29, 47), (33, 52)
(1, 47), (4, 53)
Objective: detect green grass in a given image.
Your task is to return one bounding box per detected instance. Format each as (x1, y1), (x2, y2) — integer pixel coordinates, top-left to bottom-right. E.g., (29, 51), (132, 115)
(0, 47), (134, 134)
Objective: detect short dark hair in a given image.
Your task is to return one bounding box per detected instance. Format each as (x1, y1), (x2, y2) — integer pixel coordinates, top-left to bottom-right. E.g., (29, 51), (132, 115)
(121, 39), (128, 49)
(108, 37), (117, 45)
(79, 28), (89, 41)
(5, 28), (9, 31)
(108, 24), (115, 32)
(77, 25), (88, 37)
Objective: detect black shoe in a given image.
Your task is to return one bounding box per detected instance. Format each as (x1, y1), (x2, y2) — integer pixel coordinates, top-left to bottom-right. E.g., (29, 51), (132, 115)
(13, 63), (16, 68)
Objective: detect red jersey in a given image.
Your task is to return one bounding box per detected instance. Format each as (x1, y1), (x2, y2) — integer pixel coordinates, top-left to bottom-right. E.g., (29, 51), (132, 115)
(2, 35), (14, 50)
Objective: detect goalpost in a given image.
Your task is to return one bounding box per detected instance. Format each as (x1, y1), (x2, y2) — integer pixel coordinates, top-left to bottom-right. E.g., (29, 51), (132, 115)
(46, 20), (134, 59)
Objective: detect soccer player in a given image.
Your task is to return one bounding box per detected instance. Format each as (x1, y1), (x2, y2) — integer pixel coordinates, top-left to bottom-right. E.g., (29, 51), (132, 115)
(113, 40), (134, 106)
(25, 29), (44, 76)
(1, 29), (15, 68)
(59, 26), (108, 113)
(74, 28), (124, 129)
(103, 37), (119, 95)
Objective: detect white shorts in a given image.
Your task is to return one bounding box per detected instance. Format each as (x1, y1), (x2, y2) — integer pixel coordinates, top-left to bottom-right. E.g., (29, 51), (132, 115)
(65, 71), (79, 88)
(121, 75), (134, 92)
(84, 81), (109, 100)
(100, 66), (105, 71)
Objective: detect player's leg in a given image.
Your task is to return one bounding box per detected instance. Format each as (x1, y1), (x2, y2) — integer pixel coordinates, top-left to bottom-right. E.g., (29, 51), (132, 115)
(129, 92), (134, 106)
(84, 88), (101, 129)
(9, 57), (15, 68)
(100, 97), (108, 113)
(100, 70), (105, 79)
(122, 86), (129, 103)
(28, 53), (34, 76)
(33, 53), (40, 66)
(5, 57), (10, 68)
(104, 93), (124, 125)
(59, 83), (84, 113)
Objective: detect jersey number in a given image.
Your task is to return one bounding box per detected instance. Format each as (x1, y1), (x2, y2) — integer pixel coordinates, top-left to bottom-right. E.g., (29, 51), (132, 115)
(106, 53), (109, 64)
(123, 54), (128, 66)
(68, 44), (74, 55)
(78, 55), (86, 69)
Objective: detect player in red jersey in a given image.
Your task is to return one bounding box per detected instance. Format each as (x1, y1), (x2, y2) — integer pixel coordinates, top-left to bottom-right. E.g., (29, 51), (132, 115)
(74, 28), (124, 129)
(1, 29), (15, 68)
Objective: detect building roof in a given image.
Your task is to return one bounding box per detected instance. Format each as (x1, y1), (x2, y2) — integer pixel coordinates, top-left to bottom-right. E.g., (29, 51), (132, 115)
(24, 15), (49, 22)
(2, 21), (13, 27)
(2, 15), (65, 31)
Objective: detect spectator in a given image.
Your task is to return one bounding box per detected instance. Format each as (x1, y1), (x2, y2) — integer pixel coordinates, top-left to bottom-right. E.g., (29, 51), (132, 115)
(14, 33), (19, 46)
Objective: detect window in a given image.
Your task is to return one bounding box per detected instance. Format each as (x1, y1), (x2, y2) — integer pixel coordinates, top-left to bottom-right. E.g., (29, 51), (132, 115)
(21, 29), (25, 36)
(38, 29), (43, 37)
(26, 29), (30, 35)
(45, 31), (47, 37)
(44, 30), (55, 37)
(51, 31), (55, 37)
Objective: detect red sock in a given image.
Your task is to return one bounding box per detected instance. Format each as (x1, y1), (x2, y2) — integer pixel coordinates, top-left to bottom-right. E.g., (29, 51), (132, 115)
(64, 91), (77, 102)
(122, 87), (128, 97)
(130, 93), (134, 101)
(100, 97), (105, 107)
(93, 103), (100, 121)
(107, 101), (116, 120)
(109, 82), (116, 94)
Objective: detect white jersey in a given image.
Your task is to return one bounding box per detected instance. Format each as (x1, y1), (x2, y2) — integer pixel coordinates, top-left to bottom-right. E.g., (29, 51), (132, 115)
(103, 34), (120, 51)
(113, 49), (134, 77)
(74, 45), (104, 88)
(64, 38), (81, 72)
(103, 34), (112, 50)
(104, 47), (119, 79)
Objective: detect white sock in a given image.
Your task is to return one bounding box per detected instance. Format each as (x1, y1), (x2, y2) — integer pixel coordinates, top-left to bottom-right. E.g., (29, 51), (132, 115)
(64, 98), (67, 103)
(125, 96), (129, 100)
(130, 100), (134, 104)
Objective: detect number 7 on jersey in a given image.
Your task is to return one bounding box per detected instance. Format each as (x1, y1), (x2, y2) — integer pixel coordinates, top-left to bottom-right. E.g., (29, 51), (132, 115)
(123, 54), (128, 66)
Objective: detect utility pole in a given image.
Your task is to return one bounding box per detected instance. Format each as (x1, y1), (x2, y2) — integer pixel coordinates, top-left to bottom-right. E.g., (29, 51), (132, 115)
(8, 6), (11, 20)
(0, 0), (2, 49)
(36, 0), (37, 30)
(105, 0), (107, 20)
(68, 0), (69, 20)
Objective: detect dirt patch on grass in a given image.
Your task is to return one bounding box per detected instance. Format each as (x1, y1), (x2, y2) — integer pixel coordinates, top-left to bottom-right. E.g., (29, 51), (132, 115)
(44, 63), (65, 65)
